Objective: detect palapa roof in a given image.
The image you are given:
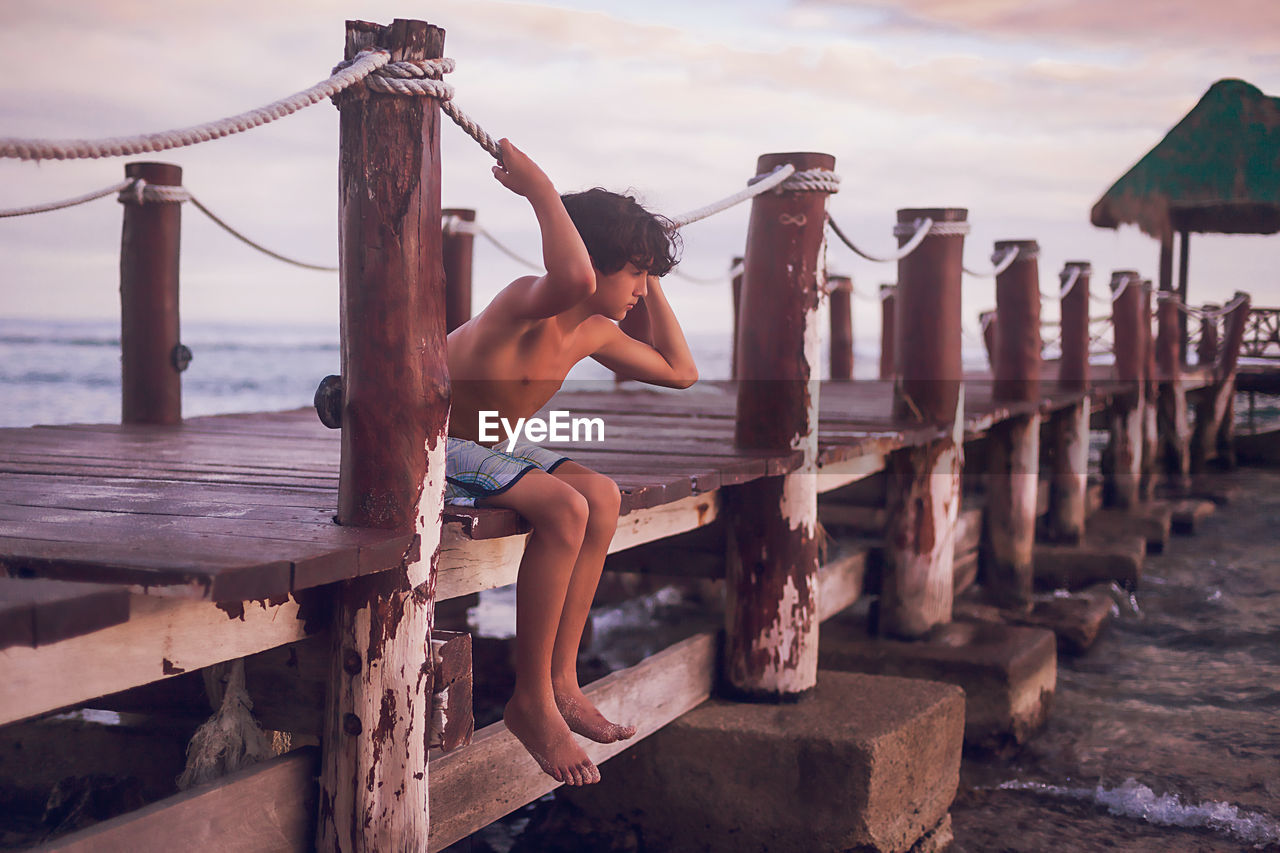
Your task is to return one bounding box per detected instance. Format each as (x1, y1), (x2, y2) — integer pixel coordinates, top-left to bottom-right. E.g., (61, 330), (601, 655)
(1091, 79), (1280, 238)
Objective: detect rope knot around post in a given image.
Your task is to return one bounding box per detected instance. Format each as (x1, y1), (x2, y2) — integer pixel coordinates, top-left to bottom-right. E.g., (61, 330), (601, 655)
(117, 179), (192, 206)
(774, 168), (841, 194)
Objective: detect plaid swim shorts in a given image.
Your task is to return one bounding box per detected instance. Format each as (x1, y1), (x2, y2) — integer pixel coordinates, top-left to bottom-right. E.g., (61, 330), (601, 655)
(443, 437), (571, 507)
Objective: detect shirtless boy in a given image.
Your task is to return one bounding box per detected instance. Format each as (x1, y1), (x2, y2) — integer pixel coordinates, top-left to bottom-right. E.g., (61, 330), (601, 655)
(446, 139), (697, 786)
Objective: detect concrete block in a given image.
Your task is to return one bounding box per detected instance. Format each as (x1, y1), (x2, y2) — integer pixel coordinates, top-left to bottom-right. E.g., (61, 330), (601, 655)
(561, 670), (964, 853)
(1170, 498), (1215, 534)
(1090, 505), (1171, 553)
(1033, 527), (1145, 590)
(819, 617), (1055, 751)
(954, 583), (1114, 655)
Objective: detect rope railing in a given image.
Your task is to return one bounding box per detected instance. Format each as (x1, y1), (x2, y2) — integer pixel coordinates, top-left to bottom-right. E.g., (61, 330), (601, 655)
(962, 245), (1021, 278)
(668, 165), (840, 229)
(826, 215), (932, 263)
(0, 179), (136, 218)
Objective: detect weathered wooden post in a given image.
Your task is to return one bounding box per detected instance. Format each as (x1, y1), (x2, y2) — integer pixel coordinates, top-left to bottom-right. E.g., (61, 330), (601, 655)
(1044, 261), (1091, 543)
(881, 209), (966, 638)
(728, 152), (836, 698)
(879, 283), (896, 380)
(1104, 271), (1144, 508)
(730, 255), (745, 379)
(1192, 294), (1251, 472)
(1155, 291), (1191, 492)
(119, 161), (186, 425)
(442, 207), (475, 333)
(983, 241), (1041, 612)
(829, 274), (854, 380)
(1197, 305), (1220, 367)
(979, 310), (998, 369)
(319, 19), (450, 851)
(1140, 280), (1159, 500)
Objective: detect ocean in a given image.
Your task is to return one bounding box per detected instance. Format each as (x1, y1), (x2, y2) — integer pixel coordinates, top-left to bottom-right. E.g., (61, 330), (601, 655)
(3, 316), (1279, 850)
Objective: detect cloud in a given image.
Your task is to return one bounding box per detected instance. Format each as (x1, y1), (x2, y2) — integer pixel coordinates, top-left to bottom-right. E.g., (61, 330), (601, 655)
(797, 0), (1280, 53)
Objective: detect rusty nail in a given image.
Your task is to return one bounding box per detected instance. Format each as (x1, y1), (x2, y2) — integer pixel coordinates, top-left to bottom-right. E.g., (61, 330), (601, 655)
(343, 713), (363, 736)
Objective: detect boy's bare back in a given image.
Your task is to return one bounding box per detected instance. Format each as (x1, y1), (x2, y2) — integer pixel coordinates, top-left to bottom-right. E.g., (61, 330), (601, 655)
(447, 139), (697, 444)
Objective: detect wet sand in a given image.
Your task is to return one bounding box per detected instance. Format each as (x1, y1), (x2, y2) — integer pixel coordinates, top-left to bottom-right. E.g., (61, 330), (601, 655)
(950, 466), (1280, 852)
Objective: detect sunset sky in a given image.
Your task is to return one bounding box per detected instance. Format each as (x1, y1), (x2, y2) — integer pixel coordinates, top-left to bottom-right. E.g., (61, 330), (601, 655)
(1, 0), (1276, 342)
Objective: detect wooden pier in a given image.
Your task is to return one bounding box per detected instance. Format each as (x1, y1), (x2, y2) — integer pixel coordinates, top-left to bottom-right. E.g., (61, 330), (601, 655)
(1, 16), (1273, 853)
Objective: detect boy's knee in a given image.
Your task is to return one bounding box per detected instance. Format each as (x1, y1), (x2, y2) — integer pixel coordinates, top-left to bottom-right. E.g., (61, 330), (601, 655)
(588, 474), (622, 517)
(533, 486), (589, 546)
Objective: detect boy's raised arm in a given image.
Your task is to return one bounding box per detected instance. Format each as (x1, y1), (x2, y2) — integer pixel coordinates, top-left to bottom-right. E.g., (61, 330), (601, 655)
(591, 275), (698, 388)
(491, 139), (597, 319)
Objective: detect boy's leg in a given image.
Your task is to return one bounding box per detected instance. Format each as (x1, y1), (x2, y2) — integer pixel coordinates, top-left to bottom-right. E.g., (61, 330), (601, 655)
(548, 461), (637, 743)
(477, 470), (600, 785)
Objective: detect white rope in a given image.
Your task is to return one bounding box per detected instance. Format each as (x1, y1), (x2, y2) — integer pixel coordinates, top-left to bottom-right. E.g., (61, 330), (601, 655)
(669, 165), (793, 227)
(187, 192), (337, 272)
(828, 215), (932, 263)
(893, 220), (970, 237)
(0, 179), (135, 217)
(0, 50), (391, 161)
(669, 165), (840, 229)
(1058, 266), (1082, 300)
(359, 58), (501, 160)
(1110, 274), (1134, 303)
(962, 245), (1019, 278)
(443, 215), (543, 270)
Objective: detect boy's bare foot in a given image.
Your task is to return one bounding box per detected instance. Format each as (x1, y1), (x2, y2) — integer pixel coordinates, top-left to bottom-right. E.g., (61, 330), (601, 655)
(504, 695), (600, 786)
(554, 682), (637, 744)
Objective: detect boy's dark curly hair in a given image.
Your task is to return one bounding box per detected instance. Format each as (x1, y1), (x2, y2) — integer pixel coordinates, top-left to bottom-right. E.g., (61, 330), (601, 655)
(560, 188), (681, 277)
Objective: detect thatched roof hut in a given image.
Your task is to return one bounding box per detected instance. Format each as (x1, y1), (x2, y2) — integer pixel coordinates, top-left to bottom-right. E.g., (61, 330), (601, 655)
(1091, 79), (1280, 239)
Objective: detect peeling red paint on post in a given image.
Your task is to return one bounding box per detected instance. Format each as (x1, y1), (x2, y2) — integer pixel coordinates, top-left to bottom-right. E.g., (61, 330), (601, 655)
(880, 208), (965, 639)
(318, 19), (449, 852)
(727, 151), (834, 698)
(984, 240), (1041, 612)
(1045, 261), (1092, 544)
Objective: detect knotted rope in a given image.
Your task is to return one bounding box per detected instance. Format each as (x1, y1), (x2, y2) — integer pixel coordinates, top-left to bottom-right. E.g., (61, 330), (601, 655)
(828, 215), (932, 263)
(669, 164), (840, 229)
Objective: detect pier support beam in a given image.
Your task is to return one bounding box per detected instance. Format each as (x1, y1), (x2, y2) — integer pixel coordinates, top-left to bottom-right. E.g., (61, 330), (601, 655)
(878, 283), (896, 380)
(828, 274), (854, 380)
(319, 19), (450, 852)
(1103, 271), (1144, 509)
(1192, 294), (1251, 472)
(880, 209), (966, 639)
(442, 208), (475, 333)
(983, 240), (1042, 613)
(726, 151), (836, 698)
(1140, 280), (1159, 501)
(1044, 261), (1091, 544)
(119, 161), (185, 425)
(1155, 291), (1191, 492)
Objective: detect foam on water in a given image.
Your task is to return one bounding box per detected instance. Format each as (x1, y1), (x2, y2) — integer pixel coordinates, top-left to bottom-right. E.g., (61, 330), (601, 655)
(997, 777), (1280, 846)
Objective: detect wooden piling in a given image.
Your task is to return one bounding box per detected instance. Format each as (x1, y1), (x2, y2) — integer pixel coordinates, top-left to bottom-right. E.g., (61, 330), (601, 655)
(731, 256), (744, 380)
(1155, 292), (1191, 492)
(979, 310), (998, 370)
(1104, 271), (1144, 508)
(983, 240), (1041, 612)
(727, 152), (835, 698)
(880, 208), (966, 639)
(1193, 294), (1251, 472)
(119, 162), (184, 425)
(1197, 305), (1220, 367)
(879, 284), (896, 380)
(1140, 281), (1159, 500)
(319, 19), (450, 852)
(442, 208), (475, 333)
(829, 275), (854, 380)
(1044, 261), (1091, 544)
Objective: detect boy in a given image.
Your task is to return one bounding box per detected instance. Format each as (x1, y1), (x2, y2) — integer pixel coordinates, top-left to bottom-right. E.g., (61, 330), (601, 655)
(446, 139), (698, 786)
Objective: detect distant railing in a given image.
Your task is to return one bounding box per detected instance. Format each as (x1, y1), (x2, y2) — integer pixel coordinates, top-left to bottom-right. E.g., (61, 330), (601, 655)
(1242, 307), (1280, 360)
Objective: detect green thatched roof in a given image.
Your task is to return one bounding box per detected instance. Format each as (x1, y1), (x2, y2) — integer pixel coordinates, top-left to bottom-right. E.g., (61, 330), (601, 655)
(1091, 79), (1280, 238)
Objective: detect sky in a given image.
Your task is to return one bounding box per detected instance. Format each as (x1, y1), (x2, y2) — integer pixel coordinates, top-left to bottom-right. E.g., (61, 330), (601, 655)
(1, 0), (1277, 344)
